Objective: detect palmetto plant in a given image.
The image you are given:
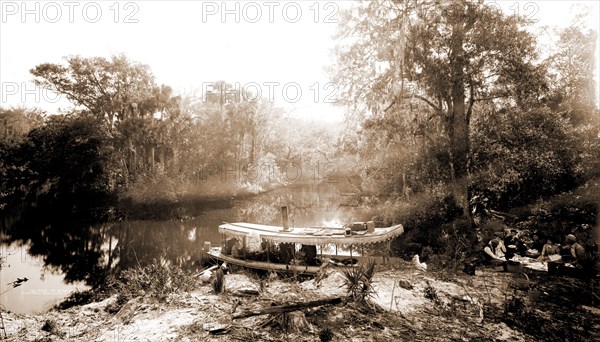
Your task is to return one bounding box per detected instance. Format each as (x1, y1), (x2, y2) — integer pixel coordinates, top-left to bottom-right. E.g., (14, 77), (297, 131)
(577, 246), (600, 280)
(340, 258), (377, 302)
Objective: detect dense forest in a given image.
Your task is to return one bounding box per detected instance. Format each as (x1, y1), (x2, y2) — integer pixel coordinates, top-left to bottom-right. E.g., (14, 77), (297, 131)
(330, 1), (600, 265)
(0, 63), (344, 217)
(1, 0), (599, 275)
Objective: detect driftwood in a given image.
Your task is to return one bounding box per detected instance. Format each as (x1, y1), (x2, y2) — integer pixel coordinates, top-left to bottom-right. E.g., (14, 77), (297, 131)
(262, 310), (310, 333)
(232, 297), (342, 320)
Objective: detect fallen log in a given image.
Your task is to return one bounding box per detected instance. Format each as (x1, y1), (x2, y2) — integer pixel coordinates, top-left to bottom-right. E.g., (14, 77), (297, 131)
(232, 297), (342, 320)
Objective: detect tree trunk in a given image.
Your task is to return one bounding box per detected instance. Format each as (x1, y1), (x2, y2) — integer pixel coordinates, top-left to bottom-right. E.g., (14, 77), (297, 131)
(595, 203), (600, 247)
(449, 20), (473, 227)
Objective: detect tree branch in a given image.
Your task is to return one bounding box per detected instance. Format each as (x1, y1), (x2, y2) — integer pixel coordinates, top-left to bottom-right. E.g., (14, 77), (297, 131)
(466, 80), (475, 125)
(385, 94), (441, 113)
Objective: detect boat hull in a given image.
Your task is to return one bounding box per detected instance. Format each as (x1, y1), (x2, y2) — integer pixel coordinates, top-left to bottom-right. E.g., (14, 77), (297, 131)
(204, 248), (323, 275)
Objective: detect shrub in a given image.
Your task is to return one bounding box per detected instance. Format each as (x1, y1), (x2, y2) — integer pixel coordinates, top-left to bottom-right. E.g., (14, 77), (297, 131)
(577, 245), (600, 280)
(319, 327), (334, 342)
(41, 319), (64, 338)
(108, 261), (198, 303)
(471, 108), (581, 210)
(423, 280), (439, 302)
(386, 193), (463, 259)
(55, 290), (95, 310)
(340, 258), (376, 302)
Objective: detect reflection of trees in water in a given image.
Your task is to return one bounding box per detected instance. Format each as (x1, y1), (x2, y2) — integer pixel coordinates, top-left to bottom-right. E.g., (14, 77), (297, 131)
(235, 183), (355, 227)
(1, 212), (110, 287)
(1, 182), (367, 287)
(114, 221), (203, 270)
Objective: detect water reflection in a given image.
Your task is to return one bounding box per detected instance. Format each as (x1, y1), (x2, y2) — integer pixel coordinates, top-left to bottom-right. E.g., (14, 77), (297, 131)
(113, 183), (365, 268)
(0, 243), (89, 314)
(1, 182), (367, 313)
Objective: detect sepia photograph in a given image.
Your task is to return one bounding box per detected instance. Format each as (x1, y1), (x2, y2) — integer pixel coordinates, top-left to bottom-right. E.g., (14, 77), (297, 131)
(0, 0), (599, 340)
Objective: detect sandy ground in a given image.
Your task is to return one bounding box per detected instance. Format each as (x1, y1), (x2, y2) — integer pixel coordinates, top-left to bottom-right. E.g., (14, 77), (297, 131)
(0, 262), (573, 341)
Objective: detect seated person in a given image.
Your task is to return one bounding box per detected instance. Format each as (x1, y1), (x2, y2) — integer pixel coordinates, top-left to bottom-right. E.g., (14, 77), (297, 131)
(258, 240), (277, 261)
(230, 238), (243, 258)
(300, 244), (319, 266)
(528, 233), (545, 255)
(483, 233), (507, 267)
(504, 229), (522, 259)
(538, 238), (561, 261)
(223, 238), (238, 255)
(519, 232), (537, 257)
(566, 234), (586, 265)
(260, 239), (272, 252)
(279, 243), (295, 264)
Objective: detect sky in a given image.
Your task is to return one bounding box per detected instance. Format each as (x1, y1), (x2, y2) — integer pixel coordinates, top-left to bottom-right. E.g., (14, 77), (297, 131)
(0, 0), (599, 122)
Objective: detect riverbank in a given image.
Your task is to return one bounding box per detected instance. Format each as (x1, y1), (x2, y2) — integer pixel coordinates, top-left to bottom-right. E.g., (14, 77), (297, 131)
(2, 260), (598, 341)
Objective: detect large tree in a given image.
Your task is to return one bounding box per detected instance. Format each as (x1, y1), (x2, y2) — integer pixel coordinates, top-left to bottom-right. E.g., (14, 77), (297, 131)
(546, 12), (598, 125)
(332, 0), (548, 222)
(31, 55), (185, 181)
(31, 54), (157, 125)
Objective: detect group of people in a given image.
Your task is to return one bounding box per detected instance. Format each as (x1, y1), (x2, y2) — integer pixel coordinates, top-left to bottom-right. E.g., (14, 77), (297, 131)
(483, 228), (587, 268)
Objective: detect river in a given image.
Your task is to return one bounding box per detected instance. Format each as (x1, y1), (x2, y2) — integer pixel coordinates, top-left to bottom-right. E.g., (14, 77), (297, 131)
(0, 182), (368, 314)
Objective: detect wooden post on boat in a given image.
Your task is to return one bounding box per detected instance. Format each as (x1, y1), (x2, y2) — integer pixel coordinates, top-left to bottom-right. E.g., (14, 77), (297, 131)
(281, 206), (290, 231)
(266, 239), (271, 262)
(242, 236), (247, 260)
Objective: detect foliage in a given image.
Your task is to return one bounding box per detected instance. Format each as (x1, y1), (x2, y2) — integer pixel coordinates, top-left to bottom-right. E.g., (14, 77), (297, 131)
(21, 55), (344, 211)
(41, 319), (64, 338)
(471, 107), (581, 209)
(383, 192), (463, 257)
(423, 280), (439, 302)
(358, 109), (452, 198)
(0, 106), (45, 145)
(55, 290), (95, 310)
(486, 275), (598, 341)
(545, 9), (598, 126)
(544, 12), (600, 181)
(31, 54), (157, 125)
(1, 113), (118, 224)
(509, 179), (599, 247)
(577, 246), (600, 279)
(340, 258), (376, 302)
(123, 169), (186, 204)
(30, 55), (188, 188)
(108, 261), (199, 303)
(2, 125), (124, 290)
(0, 107), (45, 210)
(318, 328), (334, 342)
(439, 218), (478, 271)
(27, 114), (120, 195)
(332, 0), (551, 226)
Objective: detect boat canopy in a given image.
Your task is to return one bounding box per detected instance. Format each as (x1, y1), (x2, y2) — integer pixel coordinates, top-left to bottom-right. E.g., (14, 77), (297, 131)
(218, 222), (404, 245)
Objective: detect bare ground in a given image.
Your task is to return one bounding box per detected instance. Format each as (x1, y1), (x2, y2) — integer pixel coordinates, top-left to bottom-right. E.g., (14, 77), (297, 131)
(1, 260), (598, 341)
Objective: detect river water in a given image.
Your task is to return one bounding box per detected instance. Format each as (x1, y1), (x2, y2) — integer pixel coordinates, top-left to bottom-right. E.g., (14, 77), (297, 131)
(0, 182), (368, 314)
